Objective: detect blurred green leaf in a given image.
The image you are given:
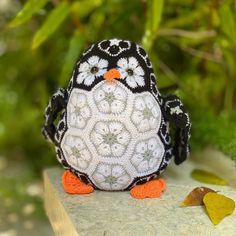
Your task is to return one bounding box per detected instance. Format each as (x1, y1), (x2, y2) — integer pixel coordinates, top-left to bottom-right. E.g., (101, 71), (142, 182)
(142, 0), (164, 51)
(71, 0), (103, 19)
(9, 0), (48, 28)
(191, 169), (228, 186)
(32, 2), (70, 49)
(219, 4), (236, 45)
(59, 31), (85, 86)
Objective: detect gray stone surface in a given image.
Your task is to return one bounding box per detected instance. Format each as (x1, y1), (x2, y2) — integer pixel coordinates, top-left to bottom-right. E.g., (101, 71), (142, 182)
(44, 148), (236, 236)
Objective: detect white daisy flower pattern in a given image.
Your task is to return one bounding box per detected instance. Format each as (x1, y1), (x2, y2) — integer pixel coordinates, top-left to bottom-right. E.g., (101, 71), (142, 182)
(77, 56), (108, 86)
(63, 135), (92, 171)
(91, 121), (131, 157)
(68, 91), (91, 129)
(131, 137), (164, 174)
(93, 82), (128, 114)
(131, 94), (160, 132)
(117, 57), (145, 88)
(92, 163), (131, 190)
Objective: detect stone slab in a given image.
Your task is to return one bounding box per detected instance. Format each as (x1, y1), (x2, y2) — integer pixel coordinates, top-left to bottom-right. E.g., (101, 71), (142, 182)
(44, 148), (236, 236)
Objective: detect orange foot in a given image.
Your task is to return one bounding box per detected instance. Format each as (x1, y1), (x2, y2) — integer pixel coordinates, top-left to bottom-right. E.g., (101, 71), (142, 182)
(130, 178), (166, 199)
(62, 170), (94, 194)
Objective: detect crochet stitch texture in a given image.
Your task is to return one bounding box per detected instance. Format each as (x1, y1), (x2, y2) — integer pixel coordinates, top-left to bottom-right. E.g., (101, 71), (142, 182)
(42, 38), (191, 191)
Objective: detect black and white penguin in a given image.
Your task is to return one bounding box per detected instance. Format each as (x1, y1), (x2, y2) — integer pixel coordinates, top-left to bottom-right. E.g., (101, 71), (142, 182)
(42, 39), (191, 199)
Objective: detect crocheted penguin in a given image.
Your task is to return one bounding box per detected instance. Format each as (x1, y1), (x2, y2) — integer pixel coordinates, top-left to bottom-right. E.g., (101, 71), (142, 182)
(42, 39), (191, 199)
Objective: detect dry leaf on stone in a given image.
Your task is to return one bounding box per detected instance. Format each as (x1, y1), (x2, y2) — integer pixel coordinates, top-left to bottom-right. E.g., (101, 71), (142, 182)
(203, 192), (235, 225)
(191, 169), (228, 186)
(181, 187), (216, 207)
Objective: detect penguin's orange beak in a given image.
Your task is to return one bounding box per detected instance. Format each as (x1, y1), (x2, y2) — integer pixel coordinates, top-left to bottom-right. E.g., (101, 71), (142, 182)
(103, 68), (120, 81)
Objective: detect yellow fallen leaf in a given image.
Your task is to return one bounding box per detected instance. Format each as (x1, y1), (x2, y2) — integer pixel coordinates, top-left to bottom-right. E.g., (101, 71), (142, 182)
(191, 169), (228, 186)
(181, 187), (216, 207)
(203, 192), (235, 225)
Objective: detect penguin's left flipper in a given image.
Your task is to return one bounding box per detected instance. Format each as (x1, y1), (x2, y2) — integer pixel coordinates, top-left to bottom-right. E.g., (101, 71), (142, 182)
(162, 95), (191, 165)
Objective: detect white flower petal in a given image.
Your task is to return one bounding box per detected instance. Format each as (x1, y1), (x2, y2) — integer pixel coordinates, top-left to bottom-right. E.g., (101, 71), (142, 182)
(134, 75), (145, 86)
(126, 76), (137, 88)
(100, 182), (111, 190)
(98, 100), (110, 113)
(78, 159), (88, 169)
(94, 89), (105, 102)
(131, 111), (143, 124)
(71, 93), (78, 106)
(80, 149), (91, 161)
(65, 135), (74, 147)
(74, 137), (85, 150)
(69, 114), (77, 126)
(111, 100), (124, 113)
(68, 155), (78, 167)
(116, 131), (130, 145)
(111, 183), (123, 190)
(134, 66), (144, 76)
(79, 62), (89, 72)
(139, 119), (150, 132)
(148, 138), (158, 151)
(118, 68), (127, 79)
(144, 96), (154, 109)
(93, 173), (106, 182)
(64, 145), (72, 155)
(138, 160), (149, 172)
(97, 164), (111, 177)
(131, 154), (144, 165)
(152, 106), (160, 117)
(91, 131), (103, 145)
(77, 94), (86, 107)
(98, 143), (111, 156)
(114, 87), (127, 100)
(88, 55), (99, 65)
(136, 142), (147, 154)
(112, 166), (125, 178)
(69, 103), (75, 113)
(102, 83), (116, 93)
(135, 97), (146, 110)
(117, 175), (130, 185)
(84, 75), (95, 86)
(149, 158), (158, 169)
(76, 116), (86, 128)
(111, 143), (125, 156)
(77, 72), (88, 84)
(108, 122), (123, 135)
(153, 149), (162, 158)
(96, 68), (107, 77)
(98, 58), (108, 68)
(117, 58), (128, 69)
(95, 122), (109, 135)
(80, 107), (90, 118)
(149, 117), (157, 129)
(128, 57), (139, 69)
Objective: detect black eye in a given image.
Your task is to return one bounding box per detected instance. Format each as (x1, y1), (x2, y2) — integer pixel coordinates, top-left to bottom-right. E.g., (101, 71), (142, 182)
(101, 40), (110, 49)
(126, 68), (134, 76)
(90, 66), (99, 74)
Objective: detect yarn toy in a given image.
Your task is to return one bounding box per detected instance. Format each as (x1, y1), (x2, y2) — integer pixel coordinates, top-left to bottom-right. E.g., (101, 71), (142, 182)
(42, 39), (191, 199)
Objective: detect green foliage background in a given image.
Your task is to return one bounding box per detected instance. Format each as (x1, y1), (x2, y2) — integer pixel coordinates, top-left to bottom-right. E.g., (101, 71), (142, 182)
(0, 0), (236, 222)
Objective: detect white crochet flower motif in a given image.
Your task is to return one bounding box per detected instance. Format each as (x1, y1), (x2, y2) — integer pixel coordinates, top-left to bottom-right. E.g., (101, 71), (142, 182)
(63, 135), (92, 171)
(131, 94), (160, 132)
(93, 82), (128, 114)
(77, 56), (108, 86)
(68, 91), (91, 129)
(91, 121), (130, 157)
(92, 163), (131, 190)
(131, 137), (164, 173)
(117, 57), (145, 88)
